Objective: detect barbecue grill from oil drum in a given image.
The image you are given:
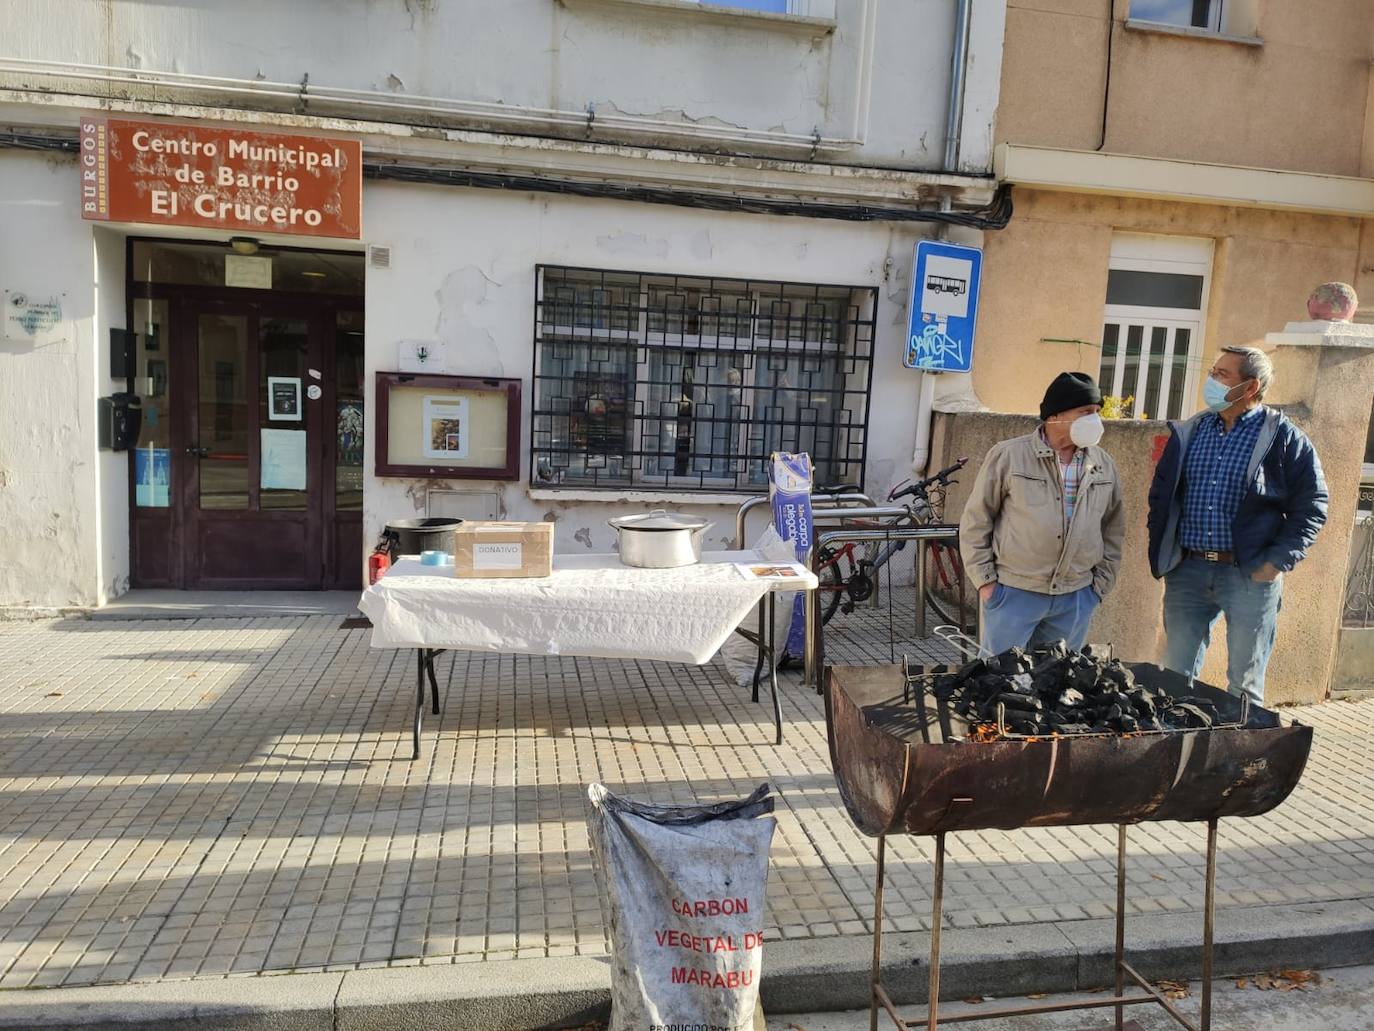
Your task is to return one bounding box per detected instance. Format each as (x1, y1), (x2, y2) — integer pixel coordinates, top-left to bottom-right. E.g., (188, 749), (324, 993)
(825, 630), (1313, 1031)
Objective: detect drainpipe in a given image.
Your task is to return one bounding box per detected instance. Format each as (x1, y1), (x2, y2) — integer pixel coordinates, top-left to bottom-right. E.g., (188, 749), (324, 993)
(913, 0), (972, 474)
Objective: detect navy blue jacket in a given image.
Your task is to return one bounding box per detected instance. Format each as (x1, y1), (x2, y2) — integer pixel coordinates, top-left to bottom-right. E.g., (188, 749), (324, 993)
(1147, 407), (1328, 579)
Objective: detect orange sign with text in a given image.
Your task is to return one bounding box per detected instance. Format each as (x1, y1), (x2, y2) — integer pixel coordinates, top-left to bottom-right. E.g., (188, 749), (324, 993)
(79, 116), (362, 240)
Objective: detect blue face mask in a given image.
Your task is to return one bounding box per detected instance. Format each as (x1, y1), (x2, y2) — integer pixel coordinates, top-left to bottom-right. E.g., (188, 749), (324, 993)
(1203, 376), (1247, 412)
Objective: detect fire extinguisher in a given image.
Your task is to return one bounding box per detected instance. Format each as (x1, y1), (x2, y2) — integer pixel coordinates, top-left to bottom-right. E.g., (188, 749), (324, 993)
(367, 548), (390, 586)
(367, 530), (396, 586)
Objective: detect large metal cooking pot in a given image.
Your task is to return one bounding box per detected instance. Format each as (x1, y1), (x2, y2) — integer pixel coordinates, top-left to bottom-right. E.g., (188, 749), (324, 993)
(608, 510), (712, 568)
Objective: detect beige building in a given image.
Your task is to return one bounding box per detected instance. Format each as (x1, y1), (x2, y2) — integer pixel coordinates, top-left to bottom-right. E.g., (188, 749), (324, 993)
(975, 0), (1374, 419)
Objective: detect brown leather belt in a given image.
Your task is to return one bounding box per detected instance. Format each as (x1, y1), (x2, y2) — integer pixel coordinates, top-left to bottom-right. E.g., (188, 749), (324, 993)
(1185, 548), (1236, 565)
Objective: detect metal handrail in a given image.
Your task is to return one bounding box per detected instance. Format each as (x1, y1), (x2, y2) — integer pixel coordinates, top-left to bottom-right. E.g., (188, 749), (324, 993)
(803, 524), (962, 692)
(733, 491), (876, 549)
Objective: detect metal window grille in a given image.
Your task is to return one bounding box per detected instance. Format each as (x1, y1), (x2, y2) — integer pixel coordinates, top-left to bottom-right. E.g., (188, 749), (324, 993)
(531, 265), (876, 492)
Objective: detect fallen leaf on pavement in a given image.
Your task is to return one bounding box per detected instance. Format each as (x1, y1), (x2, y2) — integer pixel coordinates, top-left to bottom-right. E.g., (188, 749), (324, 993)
(1238, 969), (1321, 992)
(786, 1023), (810, 1031)
(1155, 979), (1190, 999)
(963, 996), (985, 1004)
(1026, 992), (1048, 999)
(45, 691), (63, 697)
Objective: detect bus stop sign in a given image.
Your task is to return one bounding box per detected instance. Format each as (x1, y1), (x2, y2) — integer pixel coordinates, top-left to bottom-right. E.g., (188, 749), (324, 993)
(904, 239), (982, 372)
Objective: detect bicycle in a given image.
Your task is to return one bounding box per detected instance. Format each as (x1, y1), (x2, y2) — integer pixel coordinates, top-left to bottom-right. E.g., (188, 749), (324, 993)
(813, 458), (970, 630)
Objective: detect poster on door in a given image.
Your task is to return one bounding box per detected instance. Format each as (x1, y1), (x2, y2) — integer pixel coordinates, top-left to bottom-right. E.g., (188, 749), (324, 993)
(423, 395), (470, 460)
(268, 377), (302, 421)
(134, 446), (170, 507)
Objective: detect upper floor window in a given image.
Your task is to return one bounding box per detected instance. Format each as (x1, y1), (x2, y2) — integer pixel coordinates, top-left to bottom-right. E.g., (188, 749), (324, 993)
(682, 0), (834, 15)
(708, 0), (787, 10)
(1130, 0), (1222, 31)
(531, 266), (876, 493)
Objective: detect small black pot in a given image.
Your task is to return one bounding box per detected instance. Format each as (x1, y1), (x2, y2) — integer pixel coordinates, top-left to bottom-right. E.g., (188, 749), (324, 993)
(382, 518), (463, 559)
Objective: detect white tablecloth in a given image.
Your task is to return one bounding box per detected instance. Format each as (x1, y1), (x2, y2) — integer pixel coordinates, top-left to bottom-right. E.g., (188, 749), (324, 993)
(357, 550), (817, 665)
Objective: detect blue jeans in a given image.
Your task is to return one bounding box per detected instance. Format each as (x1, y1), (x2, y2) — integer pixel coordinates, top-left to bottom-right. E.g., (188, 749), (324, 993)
(980, 583), (1100, 656)
(1162, 558), (1282, 706)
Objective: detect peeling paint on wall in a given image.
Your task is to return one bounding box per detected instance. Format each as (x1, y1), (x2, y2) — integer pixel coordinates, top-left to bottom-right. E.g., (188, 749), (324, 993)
(595, 232), (670, 259)
(434, 265), (505, 374)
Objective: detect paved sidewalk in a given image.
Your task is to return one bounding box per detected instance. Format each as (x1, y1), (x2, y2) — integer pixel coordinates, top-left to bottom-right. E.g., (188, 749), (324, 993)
(0, 599), (1371, 1011)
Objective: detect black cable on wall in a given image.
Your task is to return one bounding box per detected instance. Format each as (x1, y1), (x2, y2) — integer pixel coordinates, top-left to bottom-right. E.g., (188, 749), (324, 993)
(0, 128), (1013, 230)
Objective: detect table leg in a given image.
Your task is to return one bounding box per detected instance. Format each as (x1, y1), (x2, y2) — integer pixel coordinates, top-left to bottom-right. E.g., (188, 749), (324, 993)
(413, 648), (424, 762)
(767, 592), (782, 745)
(425, 649), (441, 715)
(751, 597), (767, 704)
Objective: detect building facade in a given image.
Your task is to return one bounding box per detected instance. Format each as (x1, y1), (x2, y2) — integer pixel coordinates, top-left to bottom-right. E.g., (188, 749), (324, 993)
(975, 0), (1374, 419)
(0, 0), (1007, 609)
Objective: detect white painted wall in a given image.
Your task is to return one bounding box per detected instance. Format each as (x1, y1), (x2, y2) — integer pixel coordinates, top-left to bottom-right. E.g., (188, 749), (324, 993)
(2, 0), (1005, 172)
(362, 180), (951, 560)
(0, 152), (119, 610)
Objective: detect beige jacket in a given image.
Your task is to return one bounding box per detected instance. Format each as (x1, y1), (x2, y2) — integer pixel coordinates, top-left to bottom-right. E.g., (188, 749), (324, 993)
(959, 431), (1125, 599)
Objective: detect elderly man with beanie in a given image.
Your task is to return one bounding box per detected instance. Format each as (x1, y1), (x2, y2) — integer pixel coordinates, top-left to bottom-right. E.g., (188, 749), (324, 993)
(960, 372), (1125, 655)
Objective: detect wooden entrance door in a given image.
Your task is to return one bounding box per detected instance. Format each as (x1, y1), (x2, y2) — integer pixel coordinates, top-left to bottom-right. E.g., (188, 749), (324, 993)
(177, 299), (325, 588)
(152, 298), (362, 590)
(127, 242), (365, 592)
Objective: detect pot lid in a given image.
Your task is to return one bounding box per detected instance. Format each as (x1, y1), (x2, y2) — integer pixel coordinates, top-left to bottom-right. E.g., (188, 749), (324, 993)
(608, 510), (709, 532)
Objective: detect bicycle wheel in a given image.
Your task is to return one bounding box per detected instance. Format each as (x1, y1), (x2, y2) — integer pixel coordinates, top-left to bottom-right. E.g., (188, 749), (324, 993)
(814, 545), (847, 626)
(923, 540), (973, 631)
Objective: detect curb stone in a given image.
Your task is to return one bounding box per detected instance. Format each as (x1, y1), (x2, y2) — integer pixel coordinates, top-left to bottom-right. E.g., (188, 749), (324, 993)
(2, 903), (1372, 1030)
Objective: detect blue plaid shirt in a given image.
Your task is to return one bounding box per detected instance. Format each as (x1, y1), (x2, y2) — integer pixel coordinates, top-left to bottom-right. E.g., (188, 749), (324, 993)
(1178, 407), (1266, 553)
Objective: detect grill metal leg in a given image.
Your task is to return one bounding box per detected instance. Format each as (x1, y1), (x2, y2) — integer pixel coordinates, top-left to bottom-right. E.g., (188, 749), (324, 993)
(1116, 824), (1127, 1030)
(871, 833), (886, 1031)
(929, 832), (946, 1031)
(1202, 818), (1218, 1031)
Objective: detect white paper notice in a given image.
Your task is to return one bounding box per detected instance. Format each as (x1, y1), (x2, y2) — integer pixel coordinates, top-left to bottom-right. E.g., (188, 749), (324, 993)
(473, 542), (523, 570)
(225, 254), (272, 289)
(260, 429), (307, 490)
(422, 395), (470, 460)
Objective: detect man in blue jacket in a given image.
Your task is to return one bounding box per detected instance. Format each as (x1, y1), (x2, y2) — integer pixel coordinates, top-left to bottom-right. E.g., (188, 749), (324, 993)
(1147, 345), (1328, 705)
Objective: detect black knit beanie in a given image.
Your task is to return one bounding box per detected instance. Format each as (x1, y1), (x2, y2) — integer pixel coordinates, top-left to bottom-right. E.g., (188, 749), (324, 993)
(1039, 372), (1103, 420)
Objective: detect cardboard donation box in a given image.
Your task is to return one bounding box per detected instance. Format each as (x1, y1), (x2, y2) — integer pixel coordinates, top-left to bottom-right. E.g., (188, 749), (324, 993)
(452, 521), (554, 578)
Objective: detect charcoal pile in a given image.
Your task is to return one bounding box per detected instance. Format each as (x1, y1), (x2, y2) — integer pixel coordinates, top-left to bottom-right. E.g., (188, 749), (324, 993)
(925, 641), (1224, 740)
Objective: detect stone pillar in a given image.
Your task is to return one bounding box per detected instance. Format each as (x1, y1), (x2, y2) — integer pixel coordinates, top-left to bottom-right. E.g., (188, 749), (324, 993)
(1239, 303), (1374, 704)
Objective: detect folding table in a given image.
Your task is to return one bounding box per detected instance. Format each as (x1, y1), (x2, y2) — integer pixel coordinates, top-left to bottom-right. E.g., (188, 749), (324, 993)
(357, 550), (817, 758)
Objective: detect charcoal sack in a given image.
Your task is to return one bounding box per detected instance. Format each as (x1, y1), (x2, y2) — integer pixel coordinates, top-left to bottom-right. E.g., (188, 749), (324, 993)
(588, 783), (776, 1031)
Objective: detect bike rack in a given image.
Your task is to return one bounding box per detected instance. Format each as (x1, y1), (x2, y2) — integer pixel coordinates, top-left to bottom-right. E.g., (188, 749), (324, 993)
(803, 524), (963, 694)
(733, 492), (876, 550)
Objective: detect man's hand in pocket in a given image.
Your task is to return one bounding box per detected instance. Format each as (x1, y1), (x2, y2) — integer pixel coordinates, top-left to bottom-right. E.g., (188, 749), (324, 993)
(1251, 562), (1281, 583)
(979, 582), (997, 603)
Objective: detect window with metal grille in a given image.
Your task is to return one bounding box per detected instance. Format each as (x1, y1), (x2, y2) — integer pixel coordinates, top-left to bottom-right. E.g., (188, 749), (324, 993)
(531, 266), (876, 492)
(1097, 234), (1212, 421)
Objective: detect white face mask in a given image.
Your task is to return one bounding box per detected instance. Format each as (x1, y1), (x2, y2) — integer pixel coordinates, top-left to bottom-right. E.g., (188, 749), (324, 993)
(1069, 413), (1105, 448)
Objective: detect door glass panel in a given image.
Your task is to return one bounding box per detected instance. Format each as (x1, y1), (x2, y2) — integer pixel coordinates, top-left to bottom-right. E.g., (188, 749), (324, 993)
(335, 310), (364, 511)
(259, 318), (310, 511)
(198, 315), (251, 510)
(1120, 325), (1144, 408)
(1166, 327), (1192, 419)
(1099, 323), (1121, 397)
(1105, 269), (1205, 309)
(1141, 326), (1168, 420)
(133, 241), (364, 294)
(133, 299), (172, 507)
